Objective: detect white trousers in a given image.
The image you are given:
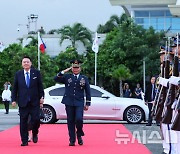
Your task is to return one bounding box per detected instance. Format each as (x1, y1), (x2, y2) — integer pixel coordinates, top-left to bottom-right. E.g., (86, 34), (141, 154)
(162, 123), (179, 154)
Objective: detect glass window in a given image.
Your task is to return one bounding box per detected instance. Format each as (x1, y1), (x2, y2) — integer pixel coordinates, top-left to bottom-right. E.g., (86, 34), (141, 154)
(172, 24), (180, 31)
(165, 18), (172, 23)
(143, 18), (150, 25)
(90, 88), (103, 97)
(165, 10), (172, 17)
(172, 18), (180, 24)
(157, 24), (165, 30)
(157, 18), (164, 24)
(135, 18), (144, 24)
(135, 9), (180, 31)
(142, 24), (150, 29)
(171, 29), (179, 33)
(150, 24), (157, 30)
(150, 18), (157, 25)
(49, 87), (65, 96)
(171, 18), (180, 31)
(135, 11), (149, 17)
(150, 11), (164, 17)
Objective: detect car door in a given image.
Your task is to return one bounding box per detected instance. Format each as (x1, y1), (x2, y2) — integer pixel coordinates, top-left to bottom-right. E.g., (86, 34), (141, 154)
(84, 87), (117, 119)
(48, 87), (66, 117)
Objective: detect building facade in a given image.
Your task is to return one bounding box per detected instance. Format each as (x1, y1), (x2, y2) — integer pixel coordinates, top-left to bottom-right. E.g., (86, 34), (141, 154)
(109, 0), (180, 33)
(131, 5), (180, 33)
(22, 33), (106, 57)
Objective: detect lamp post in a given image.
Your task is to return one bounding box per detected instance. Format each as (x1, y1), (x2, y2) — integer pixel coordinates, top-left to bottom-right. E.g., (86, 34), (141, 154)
(17, 24), (29, 33)
(143, 58), (146, 93)
(27, 14), (38, 33)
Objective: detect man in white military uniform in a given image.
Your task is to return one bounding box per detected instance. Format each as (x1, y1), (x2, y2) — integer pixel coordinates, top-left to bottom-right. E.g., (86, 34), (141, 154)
(2, 84), (11, 114)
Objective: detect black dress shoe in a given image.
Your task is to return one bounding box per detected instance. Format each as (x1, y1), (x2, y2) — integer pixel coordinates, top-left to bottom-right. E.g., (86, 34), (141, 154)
(32, 134), (38, 143)
(21, 142), (28, 146)
(146, 124), (152, 126)
(77, 137), (83, 145)
(69, 142), (75, 146)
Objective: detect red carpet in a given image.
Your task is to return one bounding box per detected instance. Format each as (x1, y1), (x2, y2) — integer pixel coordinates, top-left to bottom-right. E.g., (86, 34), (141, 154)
(0, 124), (151, 154)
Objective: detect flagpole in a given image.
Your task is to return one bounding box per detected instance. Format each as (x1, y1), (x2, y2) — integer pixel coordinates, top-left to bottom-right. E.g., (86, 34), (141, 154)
(38, 32), (40, 70)
(95, 52), (97, 86)
(92, 32), (99, 86)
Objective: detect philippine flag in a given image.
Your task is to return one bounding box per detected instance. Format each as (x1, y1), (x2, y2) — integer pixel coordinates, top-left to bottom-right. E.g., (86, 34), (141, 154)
(38, 32), (46, 53)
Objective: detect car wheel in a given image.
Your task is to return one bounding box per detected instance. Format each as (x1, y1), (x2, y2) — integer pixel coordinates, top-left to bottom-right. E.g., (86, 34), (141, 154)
(124, 106), (144, 124)
(40, 105), (57, 124)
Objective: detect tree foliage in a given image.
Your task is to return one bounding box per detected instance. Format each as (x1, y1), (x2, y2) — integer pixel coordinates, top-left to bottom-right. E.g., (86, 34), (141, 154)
(97, 13), (129, 33)
(96, 19), (164, 95)
(0, 19), (164, 97)
(112, 64), (131, 97)
(58, 23), (92, 50)
(0, 44), (56, 92)
(53, 47), (83, 72)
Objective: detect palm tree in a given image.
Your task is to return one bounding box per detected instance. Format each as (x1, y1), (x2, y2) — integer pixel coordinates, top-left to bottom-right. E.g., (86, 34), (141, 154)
(97, 13), (129, 33)
(97, 24), (105, 33)
(112, 64), (131, 97)
(24, 36), (37, 47)
(17, 36), (37, 47)
(58, 23), (92, 49)
(17, 37), (23, 45)
(48, 29), (58, 34)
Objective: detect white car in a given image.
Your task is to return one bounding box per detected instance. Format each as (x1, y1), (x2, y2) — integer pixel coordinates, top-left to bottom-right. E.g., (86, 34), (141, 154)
(41, 84), (149, 124)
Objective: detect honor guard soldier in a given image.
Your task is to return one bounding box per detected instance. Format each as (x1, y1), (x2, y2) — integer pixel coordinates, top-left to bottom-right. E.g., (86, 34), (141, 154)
(160, 36), (180, 154)
(155, 44), (174, 154)
(54, 59), (91, 146)
(170, 37), (180, 154)
(159, 45), (171, 154)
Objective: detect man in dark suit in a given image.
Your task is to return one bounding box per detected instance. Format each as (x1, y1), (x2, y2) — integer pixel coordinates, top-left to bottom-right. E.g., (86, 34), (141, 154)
(145, 76), (157, 126)
(12, 56), (44, 146)
(54, 59), (91, 146)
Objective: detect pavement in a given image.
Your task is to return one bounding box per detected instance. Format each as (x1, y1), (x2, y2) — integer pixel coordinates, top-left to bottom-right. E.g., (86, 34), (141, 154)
(0, 109), (19, 132)
(0, 109), (163, 154)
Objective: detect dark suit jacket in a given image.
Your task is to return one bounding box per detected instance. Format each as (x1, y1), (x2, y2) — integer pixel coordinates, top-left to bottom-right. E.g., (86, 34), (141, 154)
(145, 84), (156, 102)
(54, 72), (91, 107)
(12, 68), (44, 107)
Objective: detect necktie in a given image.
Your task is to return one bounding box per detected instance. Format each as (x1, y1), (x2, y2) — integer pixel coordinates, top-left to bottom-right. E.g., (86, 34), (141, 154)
(75, 75), (78, 79)
(26, 72), (30, 87)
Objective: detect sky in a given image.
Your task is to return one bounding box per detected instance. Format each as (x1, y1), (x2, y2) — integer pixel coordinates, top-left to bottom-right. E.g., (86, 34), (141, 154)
(0, 0), (123, 46)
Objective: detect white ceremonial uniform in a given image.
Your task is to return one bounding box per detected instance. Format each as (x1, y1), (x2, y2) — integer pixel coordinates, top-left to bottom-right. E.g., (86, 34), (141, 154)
(170, 100), (180, 154)
(2, 89), (11, 101)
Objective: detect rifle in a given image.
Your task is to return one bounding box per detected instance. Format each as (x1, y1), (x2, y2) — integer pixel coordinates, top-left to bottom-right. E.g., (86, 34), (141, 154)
(151, 55), (165, 117)
(162, 34), (179, 124)
(162, 59), (179, 124)
(155, 40), (170, 122)
(171, 94), (180, 131)
(151, 78), (163, 117)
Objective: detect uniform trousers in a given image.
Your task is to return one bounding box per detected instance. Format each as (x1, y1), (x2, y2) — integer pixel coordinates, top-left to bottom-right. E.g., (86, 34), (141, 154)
(147, 103), (153, 125)
(162, 123), (172, 154)
(170, 107), (180, 154)
(162, 123), (179, 153)
(19, 102), (40, 143)
(3, 101), (10, 113)
(170, 125), (180, 154)
(65, 105), (84, 142)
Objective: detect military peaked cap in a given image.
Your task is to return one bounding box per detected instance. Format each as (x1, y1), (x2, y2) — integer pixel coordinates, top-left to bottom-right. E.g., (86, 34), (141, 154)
(70, 59), (82, 68)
